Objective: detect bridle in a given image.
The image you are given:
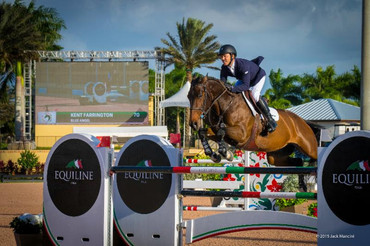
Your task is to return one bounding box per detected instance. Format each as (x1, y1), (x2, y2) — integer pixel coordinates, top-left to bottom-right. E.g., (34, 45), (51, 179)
(189, 79), (234, 126)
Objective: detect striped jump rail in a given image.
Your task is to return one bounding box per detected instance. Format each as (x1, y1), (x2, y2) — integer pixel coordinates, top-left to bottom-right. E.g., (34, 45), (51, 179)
(110, 166), (317, 175)
(184, 159), (242, 164)
(180, 190), (317, 200)
(183, 206), (243, 211)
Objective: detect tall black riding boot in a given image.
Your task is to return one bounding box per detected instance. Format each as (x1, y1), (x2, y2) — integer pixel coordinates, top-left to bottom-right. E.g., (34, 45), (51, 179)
(256, 98), (277, 132)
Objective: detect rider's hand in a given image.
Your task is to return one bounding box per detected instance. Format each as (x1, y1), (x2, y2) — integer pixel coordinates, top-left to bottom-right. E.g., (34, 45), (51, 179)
(224, 83), (233, 92)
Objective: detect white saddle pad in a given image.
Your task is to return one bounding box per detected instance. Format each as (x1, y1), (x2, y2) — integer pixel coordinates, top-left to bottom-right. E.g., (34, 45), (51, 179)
(269, 107), (279, 121)
(241, 92), (279, 121)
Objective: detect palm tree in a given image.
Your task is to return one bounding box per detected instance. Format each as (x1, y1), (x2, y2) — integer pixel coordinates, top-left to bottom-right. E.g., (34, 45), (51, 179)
(27, 1), (66, 50)
(0, 1), (42, 67)
(161, 18), (220, 81)
(334, 65), (360, 105)
(300, 65), (339, 102)
(0, 67), (15, 138)
(0, 0), (65, 140)
(161, 17), (220, 145)
(1, 1), (41, 140)
(265, 69), (302, 109)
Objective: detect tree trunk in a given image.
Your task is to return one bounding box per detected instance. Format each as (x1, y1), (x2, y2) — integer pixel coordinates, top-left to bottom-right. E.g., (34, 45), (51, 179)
(15, 61), (24, 141)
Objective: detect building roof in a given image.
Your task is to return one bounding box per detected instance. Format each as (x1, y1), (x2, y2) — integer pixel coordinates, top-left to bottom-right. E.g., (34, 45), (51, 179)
(287, 99), (360, 121)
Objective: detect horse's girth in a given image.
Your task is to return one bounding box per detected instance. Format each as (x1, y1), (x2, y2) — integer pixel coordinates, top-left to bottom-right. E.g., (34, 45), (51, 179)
(240, 114), (260, 151)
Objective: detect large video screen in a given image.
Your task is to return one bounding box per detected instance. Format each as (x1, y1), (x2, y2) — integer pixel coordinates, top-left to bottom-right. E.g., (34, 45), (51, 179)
(35, 62), (149, 125)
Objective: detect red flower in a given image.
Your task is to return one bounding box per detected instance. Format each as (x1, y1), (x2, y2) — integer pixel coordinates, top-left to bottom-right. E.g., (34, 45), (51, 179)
(235, 150), (243, 157)
(250, 162), (260, 178)
(223, 174), (236, 181)
(266, 179), (282, 192)
(313, 207), (318, 217)
(257, 152), (266, 160)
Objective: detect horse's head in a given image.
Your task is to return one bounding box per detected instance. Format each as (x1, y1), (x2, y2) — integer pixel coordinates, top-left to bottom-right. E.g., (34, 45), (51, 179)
(188, 75), (231, 131)
(187, 76), (209, 131)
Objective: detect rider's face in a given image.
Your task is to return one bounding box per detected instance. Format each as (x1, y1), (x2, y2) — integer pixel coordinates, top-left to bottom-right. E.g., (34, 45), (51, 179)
(219, 54), (233, 66)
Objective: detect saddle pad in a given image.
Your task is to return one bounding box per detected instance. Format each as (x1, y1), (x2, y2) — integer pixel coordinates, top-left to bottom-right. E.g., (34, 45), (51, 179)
(269, 107), (279, 121)
(241, 92), (279, 121)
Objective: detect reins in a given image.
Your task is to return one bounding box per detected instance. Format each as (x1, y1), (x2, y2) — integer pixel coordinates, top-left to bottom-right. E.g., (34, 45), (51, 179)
(190, 79), (234, 127)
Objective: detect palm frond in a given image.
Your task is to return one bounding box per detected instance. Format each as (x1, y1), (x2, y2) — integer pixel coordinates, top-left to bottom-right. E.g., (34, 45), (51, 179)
(159, 17), (220, 76)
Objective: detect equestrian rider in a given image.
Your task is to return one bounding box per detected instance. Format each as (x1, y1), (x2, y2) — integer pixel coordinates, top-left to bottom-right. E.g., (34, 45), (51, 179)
(218, 44), (277, 133)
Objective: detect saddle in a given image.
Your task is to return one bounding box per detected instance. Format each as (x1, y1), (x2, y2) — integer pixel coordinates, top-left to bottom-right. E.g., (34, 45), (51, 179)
(242, 91), (262, 116)
(241, 91), (278, 134)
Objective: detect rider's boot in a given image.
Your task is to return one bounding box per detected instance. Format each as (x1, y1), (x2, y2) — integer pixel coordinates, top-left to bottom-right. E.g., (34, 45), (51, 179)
(256, 98), (277, 133)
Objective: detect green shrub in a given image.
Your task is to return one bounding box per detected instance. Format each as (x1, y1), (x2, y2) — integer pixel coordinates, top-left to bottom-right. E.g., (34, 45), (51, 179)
(281, 175), (300, 192)
(17, 150), (39, 170)
(183, 153), (223, 180)
(307, 202), (318, 217)
(275, 198), (307, 208)
(276, 175), (306, 208)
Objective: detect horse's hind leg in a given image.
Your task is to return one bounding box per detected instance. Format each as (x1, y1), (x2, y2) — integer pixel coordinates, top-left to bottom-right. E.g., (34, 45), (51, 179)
(267, 145), (307, 192)
(294, 121), (318, 161)
(266, 144), (299, 166)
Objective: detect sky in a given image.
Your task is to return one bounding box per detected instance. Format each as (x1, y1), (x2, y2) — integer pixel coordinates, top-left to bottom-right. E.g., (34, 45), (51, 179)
(22, 0), (362, 87)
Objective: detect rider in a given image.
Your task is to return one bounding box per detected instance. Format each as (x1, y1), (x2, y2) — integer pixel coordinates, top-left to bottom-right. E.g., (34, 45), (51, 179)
(218, 44), (277, 133)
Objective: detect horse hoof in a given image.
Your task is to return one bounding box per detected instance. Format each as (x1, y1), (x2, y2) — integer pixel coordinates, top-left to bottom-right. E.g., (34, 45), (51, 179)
(211, 153), (222, 163)
(226, 151), (234, 161)
(218, 147), (227, 158)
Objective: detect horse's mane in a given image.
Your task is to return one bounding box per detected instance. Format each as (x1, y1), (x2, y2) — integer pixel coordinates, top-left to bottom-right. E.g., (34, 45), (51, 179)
(192, 76), (229, 89)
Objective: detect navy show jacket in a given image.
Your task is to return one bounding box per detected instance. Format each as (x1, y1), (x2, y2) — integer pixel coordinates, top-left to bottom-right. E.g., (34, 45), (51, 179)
(220, 57), (266, 93)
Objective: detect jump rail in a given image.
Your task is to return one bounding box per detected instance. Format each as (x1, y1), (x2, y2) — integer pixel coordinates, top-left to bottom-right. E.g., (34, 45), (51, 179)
(183, 206), (243, 211)
(184, 159), (242, 164)
(180, 190), (317, 200)
(110, 166), (317, 175)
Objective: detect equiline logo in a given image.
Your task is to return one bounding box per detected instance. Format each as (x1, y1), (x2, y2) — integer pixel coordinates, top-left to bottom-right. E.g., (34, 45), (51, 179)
(333, 160), (370, 189)
(122, 159), (164, 183)
(54, 159), (94, 184)
(66, 159), (83, 169)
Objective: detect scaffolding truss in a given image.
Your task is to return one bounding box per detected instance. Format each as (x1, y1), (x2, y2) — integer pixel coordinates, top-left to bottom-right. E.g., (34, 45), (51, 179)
(35, 50), (159, 61)
(23, 60), (35, 140)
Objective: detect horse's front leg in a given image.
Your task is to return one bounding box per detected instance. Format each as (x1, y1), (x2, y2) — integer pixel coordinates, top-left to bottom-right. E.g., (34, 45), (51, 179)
(216, 124), (234, 161)
(198, 128), (221, 163)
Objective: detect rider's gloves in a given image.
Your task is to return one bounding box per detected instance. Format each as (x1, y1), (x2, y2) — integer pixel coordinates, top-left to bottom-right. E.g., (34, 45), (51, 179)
(224, 83), (233, 92)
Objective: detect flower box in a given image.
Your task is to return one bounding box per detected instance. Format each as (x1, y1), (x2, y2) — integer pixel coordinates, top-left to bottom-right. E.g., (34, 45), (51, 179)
(14, 232), (43, 246)
(10, 213), (43, 246)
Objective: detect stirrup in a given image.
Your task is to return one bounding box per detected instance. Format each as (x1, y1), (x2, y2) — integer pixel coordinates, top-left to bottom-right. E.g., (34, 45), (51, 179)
(266, 120), (277, 132)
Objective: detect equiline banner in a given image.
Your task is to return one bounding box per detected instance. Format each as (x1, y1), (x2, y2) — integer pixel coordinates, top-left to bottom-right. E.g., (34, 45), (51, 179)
(318, 130), (370, 245)
(47, 138), (101, 216)
(113, 135), (181, 246)
(43, 134), (112, 246)
(116, 139), (172, 214)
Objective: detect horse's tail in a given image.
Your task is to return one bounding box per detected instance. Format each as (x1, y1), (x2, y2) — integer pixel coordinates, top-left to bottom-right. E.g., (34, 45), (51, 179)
(305, 120), (323, 143)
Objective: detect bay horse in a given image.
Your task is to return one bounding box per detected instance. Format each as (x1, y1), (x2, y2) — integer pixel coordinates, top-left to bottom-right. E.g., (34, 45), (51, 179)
(187, 76), (318, 170)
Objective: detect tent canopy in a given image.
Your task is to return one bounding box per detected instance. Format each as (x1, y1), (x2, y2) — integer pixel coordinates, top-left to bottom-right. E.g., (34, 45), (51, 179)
(159, 81), (190, 108)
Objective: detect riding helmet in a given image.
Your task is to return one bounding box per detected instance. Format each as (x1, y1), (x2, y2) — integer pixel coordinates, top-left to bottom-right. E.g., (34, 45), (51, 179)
(218, 44), (237, 57)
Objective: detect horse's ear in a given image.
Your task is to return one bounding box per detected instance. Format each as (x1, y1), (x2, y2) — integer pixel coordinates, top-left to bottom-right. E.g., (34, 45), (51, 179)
(201, 75), (208, 83)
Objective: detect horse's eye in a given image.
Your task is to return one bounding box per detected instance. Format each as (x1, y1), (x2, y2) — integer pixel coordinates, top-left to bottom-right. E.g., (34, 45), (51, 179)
(198, 93), (202, 98)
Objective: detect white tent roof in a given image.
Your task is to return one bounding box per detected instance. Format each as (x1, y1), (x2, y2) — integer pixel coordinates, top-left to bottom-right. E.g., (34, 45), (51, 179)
(159, 81), (190, 108)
